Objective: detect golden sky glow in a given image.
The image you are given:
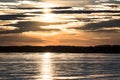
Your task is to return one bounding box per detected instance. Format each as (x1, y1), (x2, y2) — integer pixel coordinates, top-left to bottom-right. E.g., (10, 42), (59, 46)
(0, 0), (120, 46)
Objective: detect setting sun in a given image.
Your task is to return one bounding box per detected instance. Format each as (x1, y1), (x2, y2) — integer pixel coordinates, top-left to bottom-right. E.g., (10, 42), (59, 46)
(41, 14), (58, 22)
(42, 8), (52, 13)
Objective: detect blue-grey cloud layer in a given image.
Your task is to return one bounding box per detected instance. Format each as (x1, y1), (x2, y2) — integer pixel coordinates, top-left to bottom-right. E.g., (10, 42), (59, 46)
(69, 19), (120, 32)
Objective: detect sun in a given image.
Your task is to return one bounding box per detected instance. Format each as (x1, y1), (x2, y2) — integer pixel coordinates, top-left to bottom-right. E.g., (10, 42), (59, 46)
(43, 8), (52, 13)
(41, 14), (58, 22)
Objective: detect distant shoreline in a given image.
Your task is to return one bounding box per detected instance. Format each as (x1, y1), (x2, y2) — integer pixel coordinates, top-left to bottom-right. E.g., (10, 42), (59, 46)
(0, 45), (119, 53)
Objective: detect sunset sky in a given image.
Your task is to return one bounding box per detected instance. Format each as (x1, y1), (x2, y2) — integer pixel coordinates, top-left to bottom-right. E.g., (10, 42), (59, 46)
(0, 0), (120, 46)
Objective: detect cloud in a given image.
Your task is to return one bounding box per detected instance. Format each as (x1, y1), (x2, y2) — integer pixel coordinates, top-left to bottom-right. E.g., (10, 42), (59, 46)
(0, 34), (44, 46)
(92, 37), (111, 40)
(70, 19), (120, 32)
(98, 27), (120, 32)
(95, 0), (120, 4)
(0, 34), (43, 42)
(0, 20), (18, 25)
(0, 26), (18, 31)
(0, 21), (61, 34)
(0, 0), (16, 2)
(31, 9), (120, 14)
(0, 14), (34, 20)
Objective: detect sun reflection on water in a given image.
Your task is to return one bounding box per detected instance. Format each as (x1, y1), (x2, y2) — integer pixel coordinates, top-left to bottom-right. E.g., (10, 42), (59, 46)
(40, 52), (53, 80)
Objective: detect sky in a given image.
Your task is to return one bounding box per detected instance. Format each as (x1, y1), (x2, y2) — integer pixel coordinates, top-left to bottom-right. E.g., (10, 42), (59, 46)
(0, 0), (120, 46)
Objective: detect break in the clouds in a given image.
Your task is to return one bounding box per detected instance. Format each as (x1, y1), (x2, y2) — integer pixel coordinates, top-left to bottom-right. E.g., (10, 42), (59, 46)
(0, 0), (120, 46)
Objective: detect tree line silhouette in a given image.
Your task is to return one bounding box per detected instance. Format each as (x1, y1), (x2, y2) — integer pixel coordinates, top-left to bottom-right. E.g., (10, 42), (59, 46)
(0, 45), (119, 53)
